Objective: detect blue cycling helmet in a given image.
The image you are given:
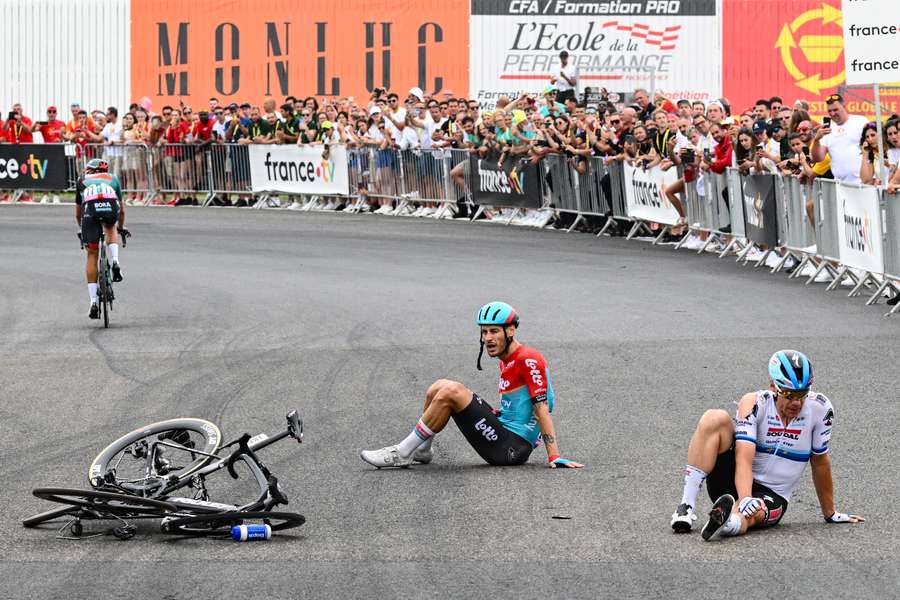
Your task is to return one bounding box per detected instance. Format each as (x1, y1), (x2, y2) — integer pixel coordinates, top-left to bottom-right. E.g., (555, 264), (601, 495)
(476, 301), (519, 370)
(476, 301), (519, 327)
(768, 349), (813, 392)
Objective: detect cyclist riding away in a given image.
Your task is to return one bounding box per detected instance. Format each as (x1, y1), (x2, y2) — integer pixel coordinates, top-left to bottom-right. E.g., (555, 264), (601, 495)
(670, 350), (864, 540)
(360, 302), (584, 469)
(75, 158), (126, 319)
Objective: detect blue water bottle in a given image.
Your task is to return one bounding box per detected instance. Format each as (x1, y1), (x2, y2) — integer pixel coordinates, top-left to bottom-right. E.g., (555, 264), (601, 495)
(231, 524), (272, 541)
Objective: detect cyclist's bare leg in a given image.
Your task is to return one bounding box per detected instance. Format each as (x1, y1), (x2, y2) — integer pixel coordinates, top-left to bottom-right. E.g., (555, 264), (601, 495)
(421, 379), (474, 433)
(686, 409), (734, 473)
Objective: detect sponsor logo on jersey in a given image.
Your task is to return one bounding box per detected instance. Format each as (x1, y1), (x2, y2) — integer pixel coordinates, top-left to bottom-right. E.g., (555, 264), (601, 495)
(475, 418), (499, 442)
(524, 358), (544, 387)
(823, 408), (834, 426)
(499, 378), (511, 391)
(766, 428), (801, 441)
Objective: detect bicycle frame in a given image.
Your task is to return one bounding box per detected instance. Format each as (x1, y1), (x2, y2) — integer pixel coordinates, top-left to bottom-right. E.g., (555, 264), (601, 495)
(102, 411), (303, 514)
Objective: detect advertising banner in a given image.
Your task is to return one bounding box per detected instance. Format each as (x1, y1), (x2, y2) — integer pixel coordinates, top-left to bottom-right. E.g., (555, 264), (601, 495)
(468, 156), (542, 209)
(722, 1), (900, 118)
(841, 0), (900, 85)
(0, 144), (69, 190)
(835, 184), (884, 273)
(622, 162), (680, 225)
(742, 174), (779, 247)
(469, 0), (721, 107)
(131, 0), (469, 109)
(249, 144), (349, 195)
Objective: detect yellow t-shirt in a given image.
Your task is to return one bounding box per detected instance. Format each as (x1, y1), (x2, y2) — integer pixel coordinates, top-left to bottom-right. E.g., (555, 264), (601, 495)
(808, 141), (831, 175)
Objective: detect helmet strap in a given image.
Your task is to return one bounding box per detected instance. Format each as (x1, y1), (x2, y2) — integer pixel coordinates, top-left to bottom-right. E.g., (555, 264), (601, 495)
(476, 339), (485, 371)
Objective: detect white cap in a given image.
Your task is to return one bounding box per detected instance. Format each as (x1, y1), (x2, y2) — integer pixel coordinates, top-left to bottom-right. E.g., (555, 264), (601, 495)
(369, 105), (382, 116)
(408, 87), (424, 102)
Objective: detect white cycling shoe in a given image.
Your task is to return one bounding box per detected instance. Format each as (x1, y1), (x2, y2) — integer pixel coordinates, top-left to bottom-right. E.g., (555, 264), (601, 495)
(360, 445), (434, 468)
(671, 503), (698, 533)
(360, 445), (414, 468)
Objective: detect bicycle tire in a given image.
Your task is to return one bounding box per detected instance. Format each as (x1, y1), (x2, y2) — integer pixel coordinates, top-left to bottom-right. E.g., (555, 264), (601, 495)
(99, 247), (110, 328)
(162, 511), (306, 537)
(89, 418), (221, 494)
(22, 505), (79, 528)
(32, 488), (176, 518)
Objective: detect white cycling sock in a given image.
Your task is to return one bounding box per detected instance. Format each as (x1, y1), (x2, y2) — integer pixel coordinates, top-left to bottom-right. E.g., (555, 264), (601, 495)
(397, 419), (434, 458)
(108, 243), (119, 265)
(418, 438), (433, 453)
(680, 465), (707, 508)
(88, 283), (98, 303)
(721, 512), (743, 536)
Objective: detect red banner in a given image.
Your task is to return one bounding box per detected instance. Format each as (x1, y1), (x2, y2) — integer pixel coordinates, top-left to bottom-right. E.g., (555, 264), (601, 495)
(724, 1), (848, 115)
(131, 0), (469, 109)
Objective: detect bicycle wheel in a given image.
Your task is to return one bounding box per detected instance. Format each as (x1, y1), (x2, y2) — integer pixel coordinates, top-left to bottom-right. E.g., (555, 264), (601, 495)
(22, 505), (78, 527)
(89, 418), (221, 496)
(99, 248), (110, 328)
(162, 511), (305, 537)
(32, 488), (176, 518)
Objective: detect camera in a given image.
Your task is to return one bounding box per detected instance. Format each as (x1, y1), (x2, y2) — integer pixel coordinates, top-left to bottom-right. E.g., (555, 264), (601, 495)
(822, 116), (831, 128)
(682, 149), (695, 163)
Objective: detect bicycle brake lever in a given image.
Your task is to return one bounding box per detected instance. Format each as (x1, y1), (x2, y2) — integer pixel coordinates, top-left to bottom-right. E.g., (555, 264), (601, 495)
(225, 433), (253, 479)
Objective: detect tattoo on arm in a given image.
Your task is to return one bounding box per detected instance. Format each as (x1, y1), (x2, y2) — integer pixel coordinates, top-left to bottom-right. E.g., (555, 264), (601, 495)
(541, 433), (556, 445)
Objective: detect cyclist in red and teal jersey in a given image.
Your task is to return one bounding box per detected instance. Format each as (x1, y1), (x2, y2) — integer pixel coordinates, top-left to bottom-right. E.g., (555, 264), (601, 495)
(75, 158), (126, 319)
(361, 301), (584, 469)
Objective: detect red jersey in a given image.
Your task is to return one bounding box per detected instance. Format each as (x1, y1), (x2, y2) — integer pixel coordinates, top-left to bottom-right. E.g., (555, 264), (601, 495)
(496, 344), (556, 445)
(37, 119), (66, 143)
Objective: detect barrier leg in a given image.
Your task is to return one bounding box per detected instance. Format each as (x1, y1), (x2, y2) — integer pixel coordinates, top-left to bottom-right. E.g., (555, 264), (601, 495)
(866, 279), (892, 305)
(887, 299), (900, 316)
(566, 214), (584, 233)
(651, 225), (670, 245)
(718, 237), (740, 258)
(790, 255), (812, 279)
(736, 243), (754, 264)
(698, 232), (719, 254)
(847, 272), (875, 297)
(625, 221), (644, 240)
(470, 205), (485, 222)
(754, 249), (771, 268)
(770, 252), (791, 274)
(505, 208), (521, 226)
(825, 266), (848, 291)
(597, 217), (615, 237)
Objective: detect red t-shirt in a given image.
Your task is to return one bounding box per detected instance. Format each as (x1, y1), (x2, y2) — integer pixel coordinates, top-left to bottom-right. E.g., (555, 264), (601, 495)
(191, 120), (215, 141)
(37, 119), (66, 142)
(1, 121), (29, 143)
(164, 121), (190, 157)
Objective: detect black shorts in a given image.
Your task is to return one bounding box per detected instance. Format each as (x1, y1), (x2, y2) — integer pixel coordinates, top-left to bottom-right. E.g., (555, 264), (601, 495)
(451, 393), (533, 466)
(81, 199), (120, 247)
(556, 89), (576, 104)
(706, 437), (789, 528)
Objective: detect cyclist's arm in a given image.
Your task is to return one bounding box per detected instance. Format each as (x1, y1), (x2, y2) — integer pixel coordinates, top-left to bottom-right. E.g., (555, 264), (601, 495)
(733, 392), (758, 502)
(114, 177), (125, 228)
(75, 182), (83, 226)
(532, 400), (561, 460)
(810, 453), (836, 518)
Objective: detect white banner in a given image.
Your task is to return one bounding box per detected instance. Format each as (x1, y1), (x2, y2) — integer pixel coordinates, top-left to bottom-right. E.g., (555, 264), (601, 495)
(835, 184), (885, 273)
(469, 0), (721, 107)
(249, 144), (349, 195)
(841, 0), (900, 85)
(623, 162), (680, 225)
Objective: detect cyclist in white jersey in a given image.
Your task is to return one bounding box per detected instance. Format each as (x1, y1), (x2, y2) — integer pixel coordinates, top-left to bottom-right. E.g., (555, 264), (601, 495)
(669, 350), (864, 540)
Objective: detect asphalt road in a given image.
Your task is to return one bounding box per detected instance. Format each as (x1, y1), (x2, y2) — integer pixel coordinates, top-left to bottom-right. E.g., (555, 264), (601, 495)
(1, 205), (898, 600)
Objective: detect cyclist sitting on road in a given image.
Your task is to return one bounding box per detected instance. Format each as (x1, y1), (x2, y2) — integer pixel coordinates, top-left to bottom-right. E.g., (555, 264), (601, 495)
(75, 158), (126, 319)
(670, 350), (864, 541)
(361, 302), (584, 469)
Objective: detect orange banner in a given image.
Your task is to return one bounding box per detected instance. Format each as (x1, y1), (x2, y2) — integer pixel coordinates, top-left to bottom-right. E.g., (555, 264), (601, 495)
(723, 0), (900, 119)
(130, 0), (469, 109)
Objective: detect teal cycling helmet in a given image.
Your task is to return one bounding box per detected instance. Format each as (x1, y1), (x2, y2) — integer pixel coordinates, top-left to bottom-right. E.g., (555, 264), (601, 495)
(476, 301), (519, 370)
(768, 349), (813, 392)
(85, 158), (109, 173)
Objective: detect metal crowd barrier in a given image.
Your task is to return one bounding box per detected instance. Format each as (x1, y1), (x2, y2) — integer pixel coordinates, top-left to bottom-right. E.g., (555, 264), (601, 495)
(542, 155), (613, 232)
(773, 175), (816, 273)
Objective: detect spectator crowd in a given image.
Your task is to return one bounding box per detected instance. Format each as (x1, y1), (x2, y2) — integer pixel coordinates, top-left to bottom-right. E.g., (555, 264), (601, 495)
(3, 47), (900, 215)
